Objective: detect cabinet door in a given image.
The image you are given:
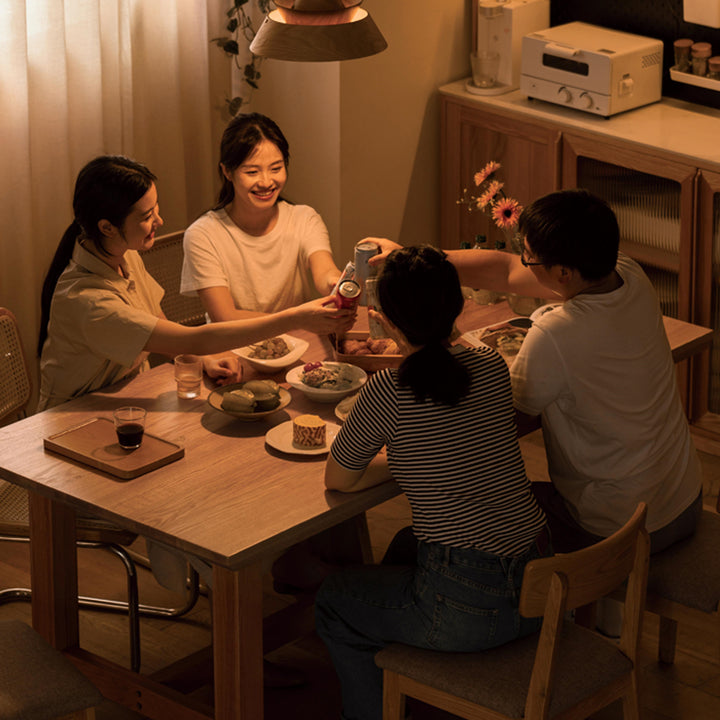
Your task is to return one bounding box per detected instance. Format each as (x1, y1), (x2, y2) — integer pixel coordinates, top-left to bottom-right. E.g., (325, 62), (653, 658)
(562, 133), (697, 322)
(440, 97), (561, 250)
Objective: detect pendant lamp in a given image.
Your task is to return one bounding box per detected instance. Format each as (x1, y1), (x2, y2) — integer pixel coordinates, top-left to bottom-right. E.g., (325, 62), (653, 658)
(249, 0), (387, 62)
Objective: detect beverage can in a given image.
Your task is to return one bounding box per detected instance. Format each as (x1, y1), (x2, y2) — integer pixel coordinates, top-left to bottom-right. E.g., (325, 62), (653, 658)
(354, 241), (379, 306)
(331, 260), (355, 297)
(365, 276), (385, 339)
(334, 279), (361, 310)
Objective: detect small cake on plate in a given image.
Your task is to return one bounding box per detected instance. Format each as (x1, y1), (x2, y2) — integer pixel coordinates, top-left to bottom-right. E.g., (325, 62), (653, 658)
(292, 414), (327, 448)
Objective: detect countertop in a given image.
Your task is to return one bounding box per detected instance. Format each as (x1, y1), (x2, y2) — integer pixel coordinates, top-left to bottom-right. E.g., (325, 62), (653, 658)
(440, 79), (720, 171)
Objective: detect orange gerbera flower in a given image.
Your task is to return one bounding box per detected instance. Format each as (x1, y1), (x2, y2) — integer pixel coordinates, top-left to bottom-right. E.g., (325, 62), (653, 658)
(476, 180), (503, 210)
(492, 197), (523, 229)
(474, 161), (501, 187)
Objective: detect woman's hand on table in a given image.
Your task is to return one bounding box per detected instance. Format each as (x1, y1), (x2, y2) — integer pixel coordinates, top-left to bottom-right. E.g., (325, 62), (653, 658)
(203, 353), (243, 386)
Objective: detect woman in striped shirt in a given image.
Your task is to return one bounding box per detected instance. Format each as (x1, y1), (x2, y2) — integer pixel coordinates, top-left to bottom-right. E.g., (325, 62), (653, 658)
(315, 245), (549, 720)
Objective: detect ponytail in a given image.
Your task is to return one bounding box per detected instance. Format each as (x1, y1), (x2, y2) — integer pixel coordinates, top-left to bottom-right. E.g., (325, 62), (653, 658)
(37, 221), (81, 356)
(398, 341), (470, 406)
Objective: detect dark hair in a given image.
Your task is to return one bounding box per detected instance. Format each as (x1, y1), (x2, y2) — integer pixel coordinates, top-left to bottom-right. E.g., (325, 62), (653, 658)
(38, 155), (156, 356)
(377, 246), (469, 405)
(518, 188), (619, 281)
(214, 113), (290, 210)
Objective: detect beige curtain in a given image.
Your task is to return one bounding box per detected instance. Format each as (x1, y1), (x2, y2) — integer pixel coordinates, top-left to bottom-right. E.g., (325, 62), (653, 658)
(0, 0), (229, 408)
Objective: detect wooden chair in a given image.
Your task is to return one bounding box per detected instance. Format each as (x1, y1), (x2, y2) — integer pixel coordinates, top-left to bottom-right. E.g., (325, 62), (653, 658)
(642, 505), (720, 664)
(0, 619), (103, 719)
(375, 503), (650, 720)
(139, 230), (206, 326)
(0, 308), (199, 674)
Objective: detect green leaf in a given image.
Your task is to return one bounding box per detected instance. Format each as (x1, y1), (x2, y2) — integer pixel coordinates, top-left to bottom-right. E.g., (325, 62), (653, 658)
(227, 18), (239, 32)
(228, 96), (245, 115)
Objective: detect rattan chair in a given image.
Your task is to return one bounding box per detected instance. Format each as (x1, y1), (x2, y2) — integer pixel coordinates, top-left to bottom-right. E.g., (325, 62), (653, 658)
(139, 231), (206, 326)
(0, 308), (199, 673)
(375, 503), (650, 720)
(0, 619), (103, 719)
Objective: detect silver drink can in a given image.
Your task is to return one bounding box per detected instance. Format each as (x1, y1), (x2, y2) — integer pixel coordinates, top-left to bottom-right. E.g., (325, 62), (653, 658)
(354, 241), (379, 306)
(365, 276), (385, 339)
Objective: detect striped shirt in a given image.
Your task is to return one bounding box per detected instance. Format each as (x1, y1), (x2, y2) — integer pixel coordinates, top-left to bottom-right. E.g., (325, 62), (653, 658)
(331, 345), (546, 556)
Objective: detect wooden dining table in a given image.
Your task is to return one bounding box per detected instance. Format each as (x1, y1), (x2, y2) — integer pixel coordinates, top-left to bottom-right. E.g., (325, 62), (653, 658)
(0, 299), (712, 719)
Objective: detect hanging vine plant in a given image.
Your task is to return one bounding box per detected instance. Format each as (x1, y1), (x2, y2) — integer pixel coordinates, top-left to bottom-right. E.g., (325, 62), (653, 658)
(211, 0), (272, 116)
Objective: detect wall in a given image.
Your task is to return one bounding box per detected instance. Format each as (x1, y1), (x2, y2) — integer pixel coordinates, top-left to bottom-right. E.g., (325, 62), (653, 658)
(250, 0), (471, 265)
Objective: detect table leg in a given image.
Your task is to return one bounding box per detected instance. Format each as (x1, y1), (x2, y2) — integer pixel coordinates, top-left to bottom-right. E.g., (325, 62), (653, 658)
(28, 492), (79, 649)
(212, 562), (263, 720)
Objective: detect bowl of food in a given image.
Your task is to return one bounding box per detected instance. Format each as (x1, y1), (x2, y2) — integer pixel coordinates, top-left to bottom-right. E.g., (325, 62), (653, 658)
(208, 379), (291, 421)
(285, 361), (367, 402)
(233, 334), (309, 373)
(332, 331), (402, 372)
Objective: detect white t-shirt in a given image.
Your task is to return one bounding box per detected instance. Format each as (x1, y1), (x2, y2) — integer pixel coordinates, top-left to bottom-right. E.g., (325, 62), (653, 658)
(180, 202), (332, 312)
(510, 254), (702, 536)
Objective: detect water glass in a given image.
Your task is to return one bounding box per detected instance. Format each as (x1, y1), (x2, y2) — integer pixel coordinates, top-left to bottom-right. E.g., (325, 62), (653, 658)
(471, 51), (500, 89)
(174, 354), (203, 399)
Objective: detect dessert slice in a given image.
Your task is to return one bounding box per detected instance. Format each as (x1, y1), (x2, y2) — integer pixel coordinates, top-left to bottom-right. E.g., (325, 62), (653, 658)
(292, 414), (327, 448)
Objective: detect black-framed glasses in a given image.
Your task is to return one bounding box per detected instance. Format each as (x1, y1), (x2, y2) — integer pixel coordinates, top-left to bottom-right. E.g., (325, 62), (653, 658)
(511, 233), (544, 267)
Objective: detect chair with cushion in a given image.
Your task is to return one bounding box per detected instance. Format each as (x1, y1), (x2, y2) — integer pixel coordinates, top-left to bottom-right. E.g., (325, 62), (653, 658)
(0, 307), (199, 674)
(375, 502), (650, 720)
(139, 230), (206, 326)
(642, 504), (720, 664)
(0, 619), (103, 720)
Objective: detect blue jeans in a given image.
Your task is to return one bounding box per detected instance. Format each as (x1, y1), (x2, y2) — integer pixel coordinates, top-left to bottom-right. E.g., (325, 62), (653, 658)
(314, 533), (549, 720)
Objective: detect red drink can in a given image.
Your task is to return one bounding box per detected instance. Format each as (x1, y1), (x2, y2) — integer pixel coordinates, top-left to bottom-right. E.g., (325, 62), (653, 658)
(335, 279), (361, 310)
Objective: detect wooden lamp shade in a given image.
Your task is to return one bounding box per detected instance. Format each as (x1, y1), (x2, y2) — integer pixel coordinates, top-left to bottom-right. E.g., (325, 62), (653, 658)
(249, 0), (387, 62)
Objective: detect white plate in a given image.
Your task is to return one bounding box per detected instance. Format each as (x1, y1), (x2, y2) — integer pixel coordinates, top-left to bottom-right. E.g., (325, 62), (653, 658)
(208, 384), (291, 421)
(285, 362), (367, 402)
(265, 420), (341, 456)
(334, 393), (359, 422)
(233, 334), (309, 373)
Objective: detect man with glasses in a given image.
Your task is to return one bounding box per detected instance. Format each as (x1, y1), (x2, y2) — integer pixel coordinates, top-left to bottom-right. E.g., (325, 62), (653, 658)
(367, 188), (701, 560)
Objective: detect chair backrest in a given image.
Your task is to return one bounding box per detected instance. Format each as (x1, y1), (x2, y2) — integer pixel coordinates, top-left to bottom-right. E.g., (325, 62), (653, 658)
(139, 231), (206, 327)
(519, 502), (649, 620)
(0, 308), (32, 423)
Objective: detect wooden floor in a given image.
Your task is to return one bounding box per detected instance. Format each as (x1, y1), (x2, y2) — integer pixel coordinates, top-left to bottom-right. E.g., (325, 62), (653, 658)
(1, 429), (720, 719)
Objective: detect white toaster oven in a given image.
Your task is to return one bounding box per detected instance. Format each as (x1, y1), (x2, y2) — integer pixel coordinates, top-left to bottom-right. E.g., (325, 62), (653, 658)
(520, 22), (663, 117)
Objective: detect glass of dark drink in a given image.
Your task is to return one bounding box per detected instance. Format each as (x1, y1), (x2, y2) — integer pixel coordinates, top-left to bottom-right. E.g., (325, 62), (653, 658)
(113, 406), (147, 450)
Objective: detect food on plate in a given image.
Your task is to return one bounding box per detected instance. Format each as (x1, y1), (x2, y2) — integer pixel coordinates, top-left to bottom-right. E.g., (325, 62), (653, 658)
(220, 379), (281, 413)
(479, 323), (529, 356)
(301, 362), (355, 390)
(292, 414), (326, 448)
(248, 336), (290, 359)
(339, 337), (399, 356)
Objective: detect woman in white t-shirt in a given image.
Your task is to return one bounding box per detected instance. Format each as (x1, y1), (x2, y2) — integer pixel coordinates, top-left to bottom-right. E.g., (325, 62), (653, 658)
(181, 113), (344, 320)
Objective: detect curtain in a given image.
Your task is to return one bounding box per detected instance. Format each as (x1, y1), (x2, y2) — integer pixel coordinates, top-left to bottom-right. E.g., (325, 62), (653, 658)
(0, 0), (229, 409)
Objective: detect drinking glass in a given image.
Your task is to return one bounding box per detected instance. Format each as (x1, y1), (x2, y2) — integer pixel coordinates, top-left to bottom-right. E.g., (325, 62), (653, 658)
(471, 51), (500, 89)
(174, 354), (203, 399)
(113, 406), (146, 450)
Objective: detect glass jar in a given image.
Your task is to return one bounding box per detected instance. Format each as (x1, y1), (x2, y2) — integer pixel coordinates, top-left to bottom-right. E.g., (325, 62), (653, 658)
(691, 42), (712, 76)
(709, 56), (720, 80)
(674, 38), (693, 72)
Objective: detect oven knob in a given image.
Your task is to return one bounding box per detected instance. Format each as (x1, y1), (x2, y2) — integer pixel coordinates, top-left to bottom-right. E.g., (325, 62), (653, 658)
(579, 92), (594, 109)
(557, 86), (572, 103)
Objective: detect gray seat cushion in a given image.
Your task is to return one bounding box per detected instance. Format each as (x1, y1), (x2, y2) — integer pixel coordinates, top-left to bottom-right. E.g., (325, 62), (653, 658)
(375, 621), (632, 719)
(0, 620), (103, 720)
(647, 509), (720, 613)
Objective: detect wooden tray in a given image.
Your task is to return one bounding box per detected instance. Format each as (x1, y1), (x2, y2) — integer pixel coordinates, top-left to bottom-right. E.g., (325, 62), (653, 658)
(331, 331), (402, 372)
(44, 417), (184, 480)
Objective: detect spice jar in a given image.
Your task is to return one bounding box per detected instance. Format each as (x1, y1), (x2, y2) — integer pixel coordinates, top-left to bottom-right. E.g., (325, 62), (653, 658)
(709, 56), (720, 80)
(674, 38), (694, 72)
(691, 42), (712, 76)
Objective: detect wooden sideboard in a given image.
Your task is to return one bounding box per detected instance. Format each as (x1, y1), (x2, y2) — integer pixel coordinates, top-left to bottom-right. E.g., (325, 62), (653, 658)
(439, 80), (720, 438)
